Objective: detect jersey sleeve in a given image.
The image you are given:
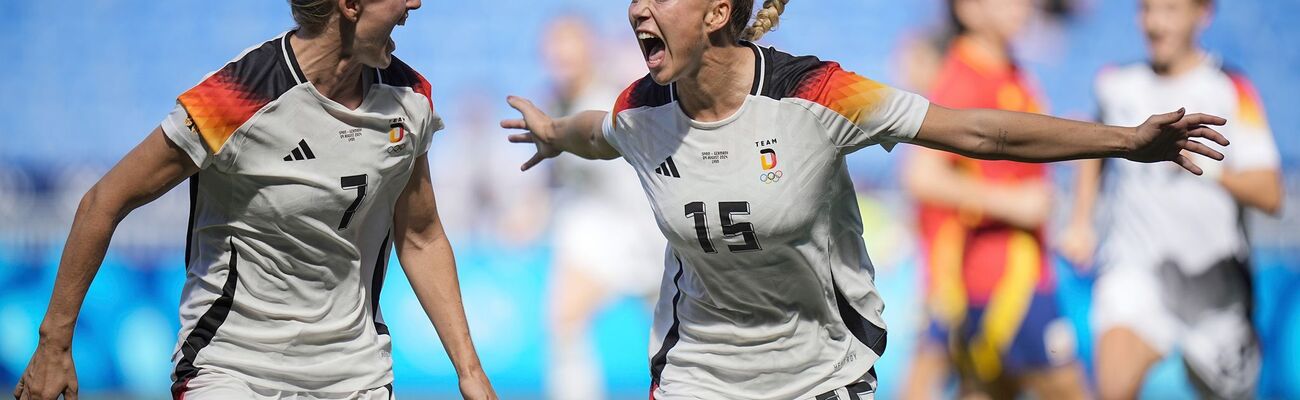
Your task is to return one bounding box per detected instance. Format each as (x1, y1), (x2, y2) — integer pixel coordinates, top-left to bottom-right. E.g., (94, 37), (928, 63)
(602, 76), (673, 163)
(794, 63), (930, 154)
(406, 67), (439, 156)
(600, 111), (625, 157)
(420, 111), (443, 157)
(1223, 73), (1280, 172)
(160, 103), (215, 169)
(160, 70), (270, 169)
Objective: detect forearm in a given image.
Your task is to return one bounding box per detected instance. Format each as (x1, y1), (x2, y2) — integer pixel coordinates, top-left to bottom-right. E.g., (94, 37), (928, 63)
(916, 106), (1135, 162)
(1221, 169), (1284, 215)
(398, 233), (484, 376)
(39, 188), (124, 346)
(551, 110), (618, 160)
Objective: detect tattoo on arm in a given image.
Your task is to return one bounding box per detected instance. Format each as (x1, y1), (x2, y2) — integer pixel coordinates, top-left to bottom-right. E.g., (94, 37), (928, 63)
(995, 129), (1008, 155)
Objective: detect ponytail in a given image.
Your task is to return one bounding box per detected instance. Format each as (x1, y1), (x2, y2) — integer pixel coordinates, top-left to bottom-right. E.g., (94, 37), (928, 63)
(741, 0), (791, 41)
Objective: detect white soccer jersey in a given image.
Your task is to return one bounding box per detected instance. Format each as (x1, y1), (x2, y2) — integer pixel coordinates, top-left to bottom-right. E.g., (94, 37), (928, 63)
(1094, 56), (1280, 274)
(603, 43), (929, 399)
(159, 32), (441, 394)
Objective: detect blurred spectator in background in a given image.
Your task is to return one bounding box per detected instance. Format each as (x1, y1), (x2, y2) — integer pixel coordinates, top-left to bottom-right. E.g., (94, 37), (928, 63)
(536, 15), (665, 400)
(429, 89), (551, 247)
(901, 0), (1087, 398)
(1062, 0), (1284, 398)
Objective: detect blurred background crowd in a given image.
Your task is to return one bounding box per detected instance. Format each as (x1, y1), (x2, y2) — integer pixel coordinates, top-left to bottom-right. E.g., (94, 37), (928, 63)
(1, 0), (1297, 398)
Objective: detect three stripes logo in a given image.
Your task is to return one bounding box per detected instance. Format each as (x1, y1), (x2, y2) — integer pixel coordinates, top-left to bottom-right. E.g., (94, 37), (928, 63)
(654, 157), (681, 178)
(283, 139), (317, 161)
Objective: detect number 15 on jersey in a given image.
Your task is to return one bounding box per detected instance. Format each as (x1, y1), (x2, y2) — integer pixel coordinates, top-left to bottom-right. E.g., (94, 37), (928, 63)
(685, 201), (762, 253)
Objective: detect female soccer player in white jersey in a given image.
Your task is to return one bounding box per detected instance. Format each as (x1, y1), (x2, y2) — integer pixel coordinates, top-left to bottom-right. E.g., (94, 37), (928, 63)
(504, 0), (1230, 398)
(12, 1), (497, 399)
(1060, 0), (1283, 398)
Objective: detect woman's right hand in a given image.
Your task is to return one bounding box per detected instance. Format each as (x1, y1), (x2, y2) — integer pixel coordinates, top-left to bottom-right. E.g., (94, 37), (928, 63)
(13, 340), (78, 400)
(502, 95), (563, 171)
(978, 181), (1052, 231)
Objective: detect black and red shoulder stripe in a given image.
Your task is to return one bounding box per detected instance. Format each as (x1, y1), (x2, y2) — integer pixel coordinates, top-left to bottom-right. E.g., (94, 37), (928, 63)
(378, 56), (435, 112)
(176, 35), (303, 155)
(612, 75), (673, 117)
(754, 45), (890, 124)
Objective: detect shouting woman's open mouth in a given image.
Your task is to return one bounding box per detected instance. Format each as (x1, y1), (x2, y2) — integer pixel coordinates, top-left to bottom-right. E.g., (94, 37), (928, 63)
(637, 31), (666, 70)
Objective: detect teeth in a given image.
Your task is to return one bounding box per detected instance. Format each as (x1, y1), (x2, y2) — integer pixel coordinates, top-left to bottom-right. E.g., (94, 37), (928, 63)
(637, 32), (659, 40)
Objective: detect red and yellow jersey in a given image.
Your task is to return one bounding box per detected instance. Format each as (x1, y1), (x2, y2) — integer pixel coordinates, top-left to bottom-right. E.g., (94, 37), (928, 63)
(919, 38), (1052, 309)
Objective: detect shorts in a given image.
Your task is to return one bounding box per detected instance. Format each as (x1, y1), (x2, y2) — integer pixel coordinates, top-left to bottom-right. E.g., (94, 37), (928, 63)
(813, 379), (876, 400)
(1092, 256), (1259, 399)
(928, 292), (1076, 379)
(174, 369), (395, 400)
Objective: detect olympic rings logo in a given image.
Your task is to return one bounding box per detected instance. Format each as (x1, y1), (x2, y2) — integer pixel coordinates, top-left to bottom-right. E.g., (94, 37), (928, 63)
(759, 170), (784, 183)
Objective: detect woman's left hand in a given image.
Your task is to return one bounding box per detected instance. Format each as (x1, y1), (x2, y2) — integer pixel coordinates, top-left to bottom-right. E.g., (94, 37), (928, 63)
(1127, 108), (1230, 175)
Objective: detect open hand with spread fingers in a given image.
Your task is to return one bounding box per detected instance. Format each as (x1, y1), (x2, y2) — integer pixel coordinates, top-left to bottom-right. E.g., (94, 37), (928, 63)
(1126, 108), (1231, 175)
(502, 96), (563, 171)
(502, 95), (619, 169)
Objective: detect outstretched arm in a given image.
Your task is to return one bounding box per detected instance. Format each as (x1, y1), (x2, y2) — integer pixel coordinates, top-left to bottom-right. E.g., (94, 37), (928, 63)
(15, 127), (198, 400)
(912, 105), (1229, 174)
(501, 96), (619, 171)
(392, 155), (497, 400)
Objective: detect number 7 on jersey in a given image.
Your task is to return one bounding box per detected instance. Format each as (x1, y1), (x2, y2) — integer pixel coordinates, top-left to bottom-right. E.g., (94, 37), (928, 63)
(339, 174), (367, 230)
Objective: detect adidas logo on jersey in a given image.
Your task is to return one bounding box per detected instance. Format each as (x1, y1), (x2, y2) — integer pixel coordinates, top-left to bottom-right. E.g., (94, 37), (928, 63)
(283, 140), (316, 161)
(654, 156), (681, 178)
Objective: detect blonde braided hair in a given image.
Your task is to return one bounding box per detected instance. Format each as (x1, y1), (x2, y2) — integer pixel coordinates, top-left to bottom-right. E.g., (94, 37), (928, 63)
(741, 0), (791, 41)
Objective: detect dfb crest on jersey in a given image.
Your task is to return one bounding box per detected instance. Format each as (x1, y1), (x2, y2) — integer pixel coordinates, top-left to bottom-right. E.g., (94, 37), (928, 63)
(389, 118), (407, 143)
(759, 148), (782, 184)
(387, 118), (409, 155)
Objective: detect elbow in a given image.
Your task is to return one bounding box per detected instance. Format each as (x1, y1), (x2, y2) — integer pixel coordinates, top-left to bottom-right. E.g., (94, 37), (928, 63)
(963, 114), (1005, 160)
(1259, 190), (1284, 217)
(1253, 179), (1286, 216)
(77, 185), (104, 217)
(79, 184), (129, 225)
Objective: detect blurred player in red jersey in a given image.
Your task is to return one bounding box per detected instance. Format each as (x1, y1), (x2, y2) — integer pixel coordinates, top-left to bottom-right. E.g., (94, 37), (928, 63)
(503, 0), (1227, 397)
(1062, 0), (1284, 398)
(902, 0), (1087, 398)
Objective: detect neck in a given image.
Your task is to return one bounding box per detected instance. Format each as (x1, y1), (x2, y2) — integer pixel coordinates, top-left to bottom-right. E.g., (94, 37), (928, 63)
(959, 33), (1012, 71)
(1153, 48), (1204, 77)
(675, 44), (755, 122)
(291, 30), (369, 109)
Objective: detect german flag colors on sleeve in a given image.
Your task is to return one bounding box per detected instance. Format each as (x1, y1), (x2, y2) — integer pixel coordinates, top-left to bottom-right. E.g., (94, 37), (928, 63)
(793, 63), (930, 154)
(161, 68), (271, 169)
(1222, 71), (1281, 172)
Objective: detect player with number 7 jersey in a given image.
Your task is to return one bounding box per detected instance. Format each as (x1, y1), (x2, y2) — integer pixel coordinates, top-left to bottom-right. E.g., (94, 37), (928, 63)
(11, 2), (496, 398)
(157, 32), (443, 394)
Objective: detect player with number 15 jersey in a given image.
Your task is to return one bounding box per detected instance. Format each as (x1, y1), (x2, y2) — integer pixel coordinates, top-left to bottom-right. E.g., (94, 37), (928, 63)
(503, 1), (1231, 398)
(600, 43), (926, 399)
